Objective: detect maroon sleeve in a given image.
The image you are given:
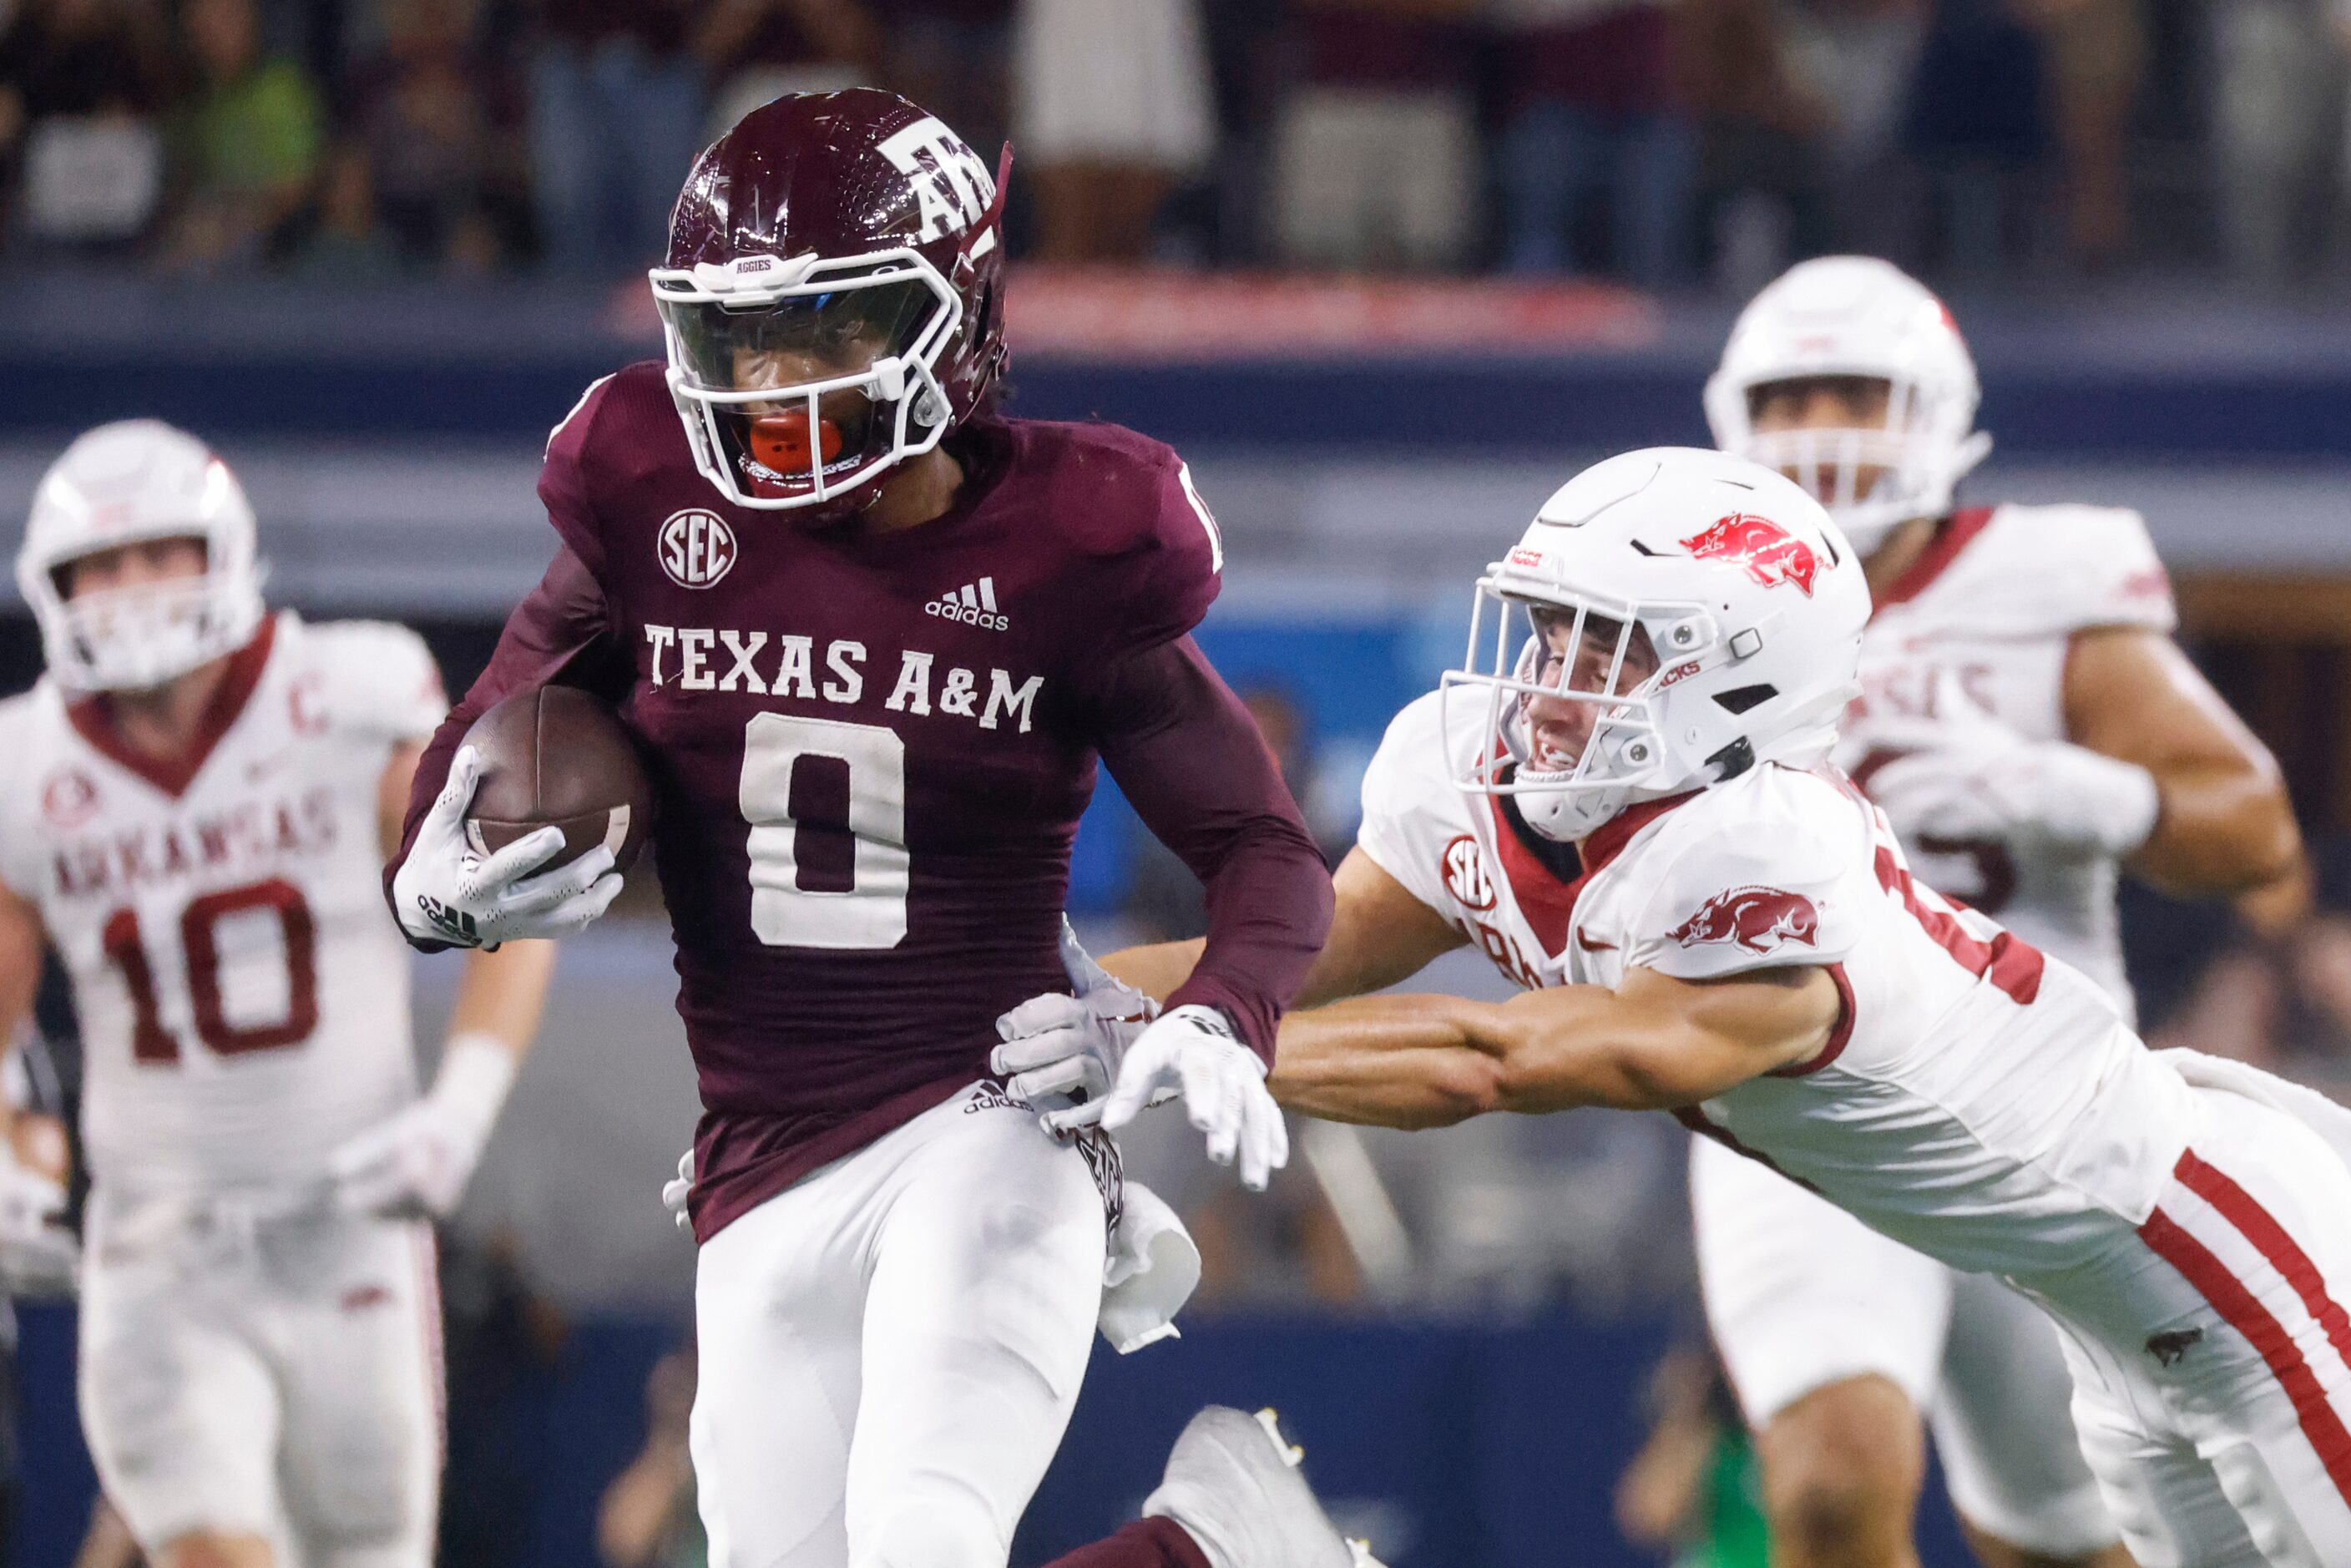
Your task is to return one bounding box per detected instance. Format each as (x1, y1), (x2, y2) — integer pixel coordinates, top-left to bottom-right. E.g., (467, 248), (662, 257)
(1085, 636), (1335, 1063)
(382, 545), (632, 947)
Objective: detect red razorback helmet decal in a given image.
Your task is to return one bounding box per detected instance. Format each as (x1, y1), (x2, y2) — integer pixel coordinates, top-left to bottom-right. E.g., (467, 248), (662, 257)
(1679, 512), (1819, 595)
(650, 89), (1011, 517)
(1666, 887), (1821, 953)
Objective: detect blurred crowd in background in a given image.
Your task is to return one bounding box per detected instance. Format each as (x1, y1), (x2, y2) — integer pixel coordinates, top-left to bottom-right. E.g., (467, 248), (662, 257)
(8, 0), (2351, 291)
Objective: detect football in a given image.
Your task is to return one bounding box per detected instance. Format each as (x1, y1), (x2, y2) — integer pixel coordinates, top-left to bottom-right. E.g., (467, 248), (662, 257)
(461, 685), (653, 874)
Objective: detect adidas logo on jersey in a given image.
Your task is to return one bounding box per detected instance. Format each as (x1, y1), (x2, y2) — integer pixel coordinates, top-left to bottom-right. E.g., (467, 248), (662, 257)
(927, 576), (1008, 631)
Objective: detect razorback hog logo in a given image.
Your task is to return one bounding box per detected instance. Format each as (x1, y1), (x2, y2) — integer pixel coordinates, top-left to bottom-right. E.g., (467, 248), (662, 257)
(1679, 513), (1818, 596)
(1666, 886), (1820, 954)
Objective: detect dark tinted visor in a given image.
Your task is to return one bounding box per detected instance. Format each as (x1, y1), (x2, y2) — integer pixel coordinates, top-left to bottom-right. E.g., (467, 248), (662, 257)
(666, 280), (935, 392)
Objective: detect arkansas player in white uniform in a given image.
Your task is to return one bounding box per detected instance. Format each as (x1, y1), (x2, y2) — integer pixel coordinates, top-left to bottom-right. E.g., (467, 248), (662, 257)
(1691, 256), (2303, 1568)
(0, 422), (558, 1568)
(1063, 448), (2351, 1567)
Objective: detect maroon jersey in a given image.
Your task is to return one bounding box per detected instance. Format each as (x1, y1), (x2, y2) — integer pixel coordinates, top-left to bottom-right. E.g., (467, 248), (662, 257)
(393, 363), (1332, 1237)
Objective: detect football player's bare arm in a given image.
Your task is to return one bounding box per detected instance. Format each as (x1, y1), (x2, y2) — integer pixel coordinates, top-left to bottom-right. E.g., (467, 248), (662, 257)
(0, 878), (72, 1286)
(1270, 964), (1838, 1127)
(1104, 848), (1464, 1009)
(0, 879), (54, 1161)
(2065, 625), (2303, 896)
(345, 726), (562, 1217)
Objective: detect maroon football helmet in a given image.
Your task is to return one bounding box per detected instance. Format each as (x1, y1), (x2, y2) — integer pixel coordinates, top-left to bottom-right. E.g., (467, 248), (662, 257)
(651, 89), (1010, 515)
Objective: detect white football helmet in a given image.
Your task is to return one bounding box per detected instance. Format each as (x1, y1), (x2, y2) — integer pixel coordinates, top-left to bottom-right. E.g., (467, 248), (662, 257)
(18, 420), (266, 692)
(1705, 255), (1991, 554)
(1442, 448), (1869, 842)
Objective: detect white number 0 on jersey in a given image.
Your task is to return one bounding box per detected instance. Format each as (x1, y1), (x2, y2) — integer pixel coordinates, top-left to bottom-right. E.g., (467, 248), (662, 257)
(738, 713), (910, 948)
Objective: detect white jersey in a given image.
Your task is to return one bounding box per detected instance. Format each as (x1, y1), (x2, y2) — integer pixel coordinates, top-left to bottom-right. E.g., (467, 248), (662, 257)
(1835, 503), (2175, 1012)
(1358, 690), (2197, 1280)
(0, 612), (446, 1196)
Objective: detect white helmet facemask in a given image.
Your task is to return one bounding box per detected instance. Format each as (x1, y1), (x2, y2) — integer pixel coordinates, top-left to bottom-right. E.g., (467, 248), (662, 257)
(18, 422), (267, 694)
(1706, 255), (1993, 556)
(1444, 589), (1693, 843)
(649, 250), (963, 513)
(1733, 375), (1992, 555)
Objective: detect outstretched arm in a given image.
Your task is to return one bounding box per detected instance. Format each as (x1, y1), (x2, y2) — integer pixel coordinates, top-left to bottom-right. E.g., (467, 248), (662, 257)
(1104, 846), (1464, 1009)
(1269, 964), (1841, 1128)
(342, 738), (565, 1218)
(1092, 636), (1334, 1059)
(2066, 627), (2303, 896)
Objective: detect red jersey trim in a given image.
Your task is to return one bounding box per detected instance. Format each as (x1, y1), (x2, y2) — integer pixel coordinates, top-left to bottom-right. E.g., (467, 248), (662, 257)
(2140, 1192), (2351, 1509)
(1484, 789), (1699, 959)
(66, 614), (280, 800)
(1767, 962), (1855, 1078)
(1875, 506), (1996, 613)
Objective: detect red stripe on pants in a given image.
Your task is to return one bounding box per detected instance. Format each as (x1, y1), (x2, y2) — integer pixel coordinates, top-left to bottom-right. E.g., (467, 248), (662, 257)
(2140, 1206), (2351, 1506)
(2177, 1151), (2351, 1383)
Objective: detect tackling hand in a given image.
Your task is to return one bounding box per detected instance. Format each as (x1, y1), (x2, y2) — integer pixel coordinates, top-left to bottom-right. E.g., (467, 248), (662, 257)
(330, 1034), (517, 1218)
(392, 746), (622, 948)
(991, 922), (1160, 1117)
(1090, 1005), (1289, 1191)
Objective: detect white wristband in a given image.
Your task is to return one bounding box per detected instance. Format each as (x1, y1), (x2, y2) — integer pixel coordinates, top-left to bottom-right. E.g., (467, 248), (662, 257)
(2072, 748), (2161, 857)
(431, 1033), (519, 1140)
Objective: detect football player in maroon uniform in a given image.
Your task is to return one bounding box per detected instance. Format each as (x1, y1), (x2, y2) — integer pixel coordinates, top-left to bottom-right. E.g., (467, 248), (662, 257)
(384, 91), (1364, 1568)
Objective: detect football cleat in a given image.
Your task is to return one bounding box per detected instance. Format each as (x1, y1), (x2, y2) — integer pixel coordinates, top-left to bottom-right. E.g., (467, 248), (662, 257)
(1142, 1406), (1383, 1568)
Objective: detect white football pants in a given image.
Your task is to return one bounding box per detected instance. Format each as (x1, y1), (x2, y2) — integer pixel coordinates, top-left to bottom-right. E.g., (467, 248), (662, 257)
(78, 1189), (441, 1568)
(690, 1082), (1111, 1568)
(2019, 1087), (2351, 1568)
(1691, 1136), (2119, 1555)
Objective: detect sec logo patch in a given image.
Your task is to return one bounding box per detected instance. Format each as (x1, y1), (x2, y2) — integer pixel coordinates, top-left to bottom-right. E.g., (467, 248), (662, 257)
(42, 768), (99, 829)
(660, 509), (737, 589)
(1440, 834), (1496, 912)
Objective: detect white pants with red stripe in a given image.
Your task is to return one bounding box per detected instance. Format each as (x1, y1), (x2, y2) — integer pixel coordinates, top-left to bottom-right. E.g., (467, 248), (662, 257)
(690, 1082), (1111, 1568)
(2019, 1087), (2351, 1568)
(79, 1190), (442, 1568)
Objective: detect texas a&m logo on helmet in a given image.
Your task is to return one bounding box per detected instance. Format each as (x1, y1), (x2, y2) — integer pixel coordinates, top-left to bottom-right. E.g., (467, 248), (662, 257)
(1679, 513), (1818, 596)
(877, 116), (997, 245)
(1667, 886), (1819, 954)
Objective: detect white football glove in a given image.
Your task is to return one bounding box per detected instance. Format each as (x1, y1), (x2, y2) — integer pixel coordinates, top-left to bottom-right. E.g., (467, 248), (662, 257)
(1078, 1004), (1289, 1191)
(0, 1150), (77, 1297)
(392, 745), (622, 949)
(1859, 675), (2159, 861)
(329, 1034), (517, 1218)
(991, 922), (1160, 1117)
(1868, 740), (2158, 861)
(662, 1148), (692, 1232)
